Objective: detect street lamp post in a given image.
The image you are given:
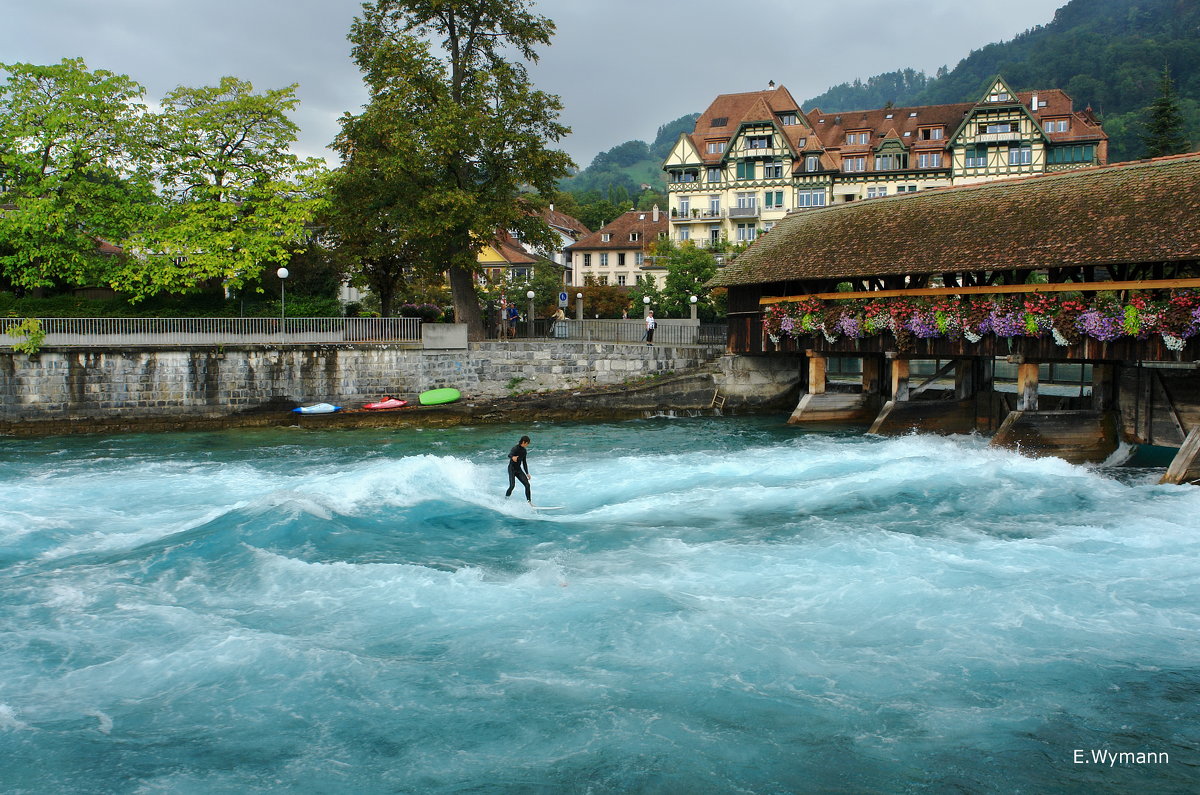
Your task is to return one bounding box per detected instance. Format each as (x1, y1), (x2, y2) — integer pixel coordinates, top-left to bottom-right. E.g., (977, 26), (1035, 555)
(642, 294), (651, 318)
(277, 267), (290, 330)
(689, 294), (699, 322)
(526, 290), (536, 338)
(575, 292), (583, 321)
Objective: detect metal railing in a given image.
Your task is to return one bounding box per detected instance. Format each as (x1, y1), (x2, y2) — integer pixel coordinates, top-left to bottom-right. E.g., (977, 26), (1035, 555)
(0, 317), (423, 347)
(505, 319), (726, 345)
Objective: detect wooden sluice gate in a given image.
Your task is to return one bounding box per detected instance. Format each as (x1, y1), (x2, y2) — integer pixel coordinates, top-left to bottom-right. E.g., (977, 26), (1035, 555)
(780, 344), (1200, 482)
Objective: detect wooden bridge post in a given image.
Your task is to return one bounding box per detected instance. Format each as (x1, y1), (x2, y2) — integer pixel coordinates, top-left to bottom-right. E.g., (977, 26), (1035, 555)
(954, 358), (976, 400)
(888, 353), (910, 401)
(807, 349), (826, 395)
(1016, 361), (1039, 411)
(861, 355), (883, 396)
(1092, 363), (1116, 411)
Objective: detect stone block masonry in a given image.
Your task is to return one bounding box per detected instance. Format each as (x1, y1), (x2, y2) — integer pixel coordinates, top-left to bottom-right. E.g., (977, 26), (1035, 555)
(0, 342), (732, 428)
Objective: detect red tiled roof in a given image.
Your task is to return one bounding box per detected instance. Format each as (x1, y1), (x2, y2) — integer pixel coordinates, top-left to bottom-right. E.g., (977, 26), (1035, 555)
(565, 209), (668, 252)
(540, 206), (591, 239)
(687, 85), (808, 164)
(711, 152), (1200, 287)
(489, 231), (539, 265)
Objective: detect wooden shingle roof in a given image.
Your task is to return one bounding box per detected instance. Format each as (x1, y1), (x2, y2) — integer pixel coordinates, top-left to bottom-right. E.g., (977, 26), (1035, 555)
(566, 209), (668, 253)
(711, 152), (1200, 287)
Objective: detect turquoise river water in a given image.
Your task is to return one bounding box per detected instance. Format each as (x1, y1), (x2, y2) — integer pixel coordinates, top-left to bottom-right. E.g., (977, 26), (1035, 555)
(1, 416), (1198, 793)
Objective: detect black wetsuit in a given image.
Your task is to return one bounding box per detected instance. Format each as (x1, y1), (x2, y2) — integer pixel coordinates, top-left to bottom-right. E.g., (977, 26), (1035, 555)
(506, 444), (531, 501)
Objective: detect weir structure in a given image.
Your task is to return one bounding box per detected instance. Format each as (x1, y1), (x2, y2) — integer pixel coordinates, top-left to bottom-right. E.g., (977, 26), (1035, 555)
(710, 153), (1200, 484)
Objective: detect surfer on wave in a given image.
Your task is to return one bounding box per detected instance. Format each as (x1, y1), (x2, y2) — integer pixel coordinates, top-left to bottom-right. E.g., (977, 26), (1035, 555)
(505, 435), (532, 503)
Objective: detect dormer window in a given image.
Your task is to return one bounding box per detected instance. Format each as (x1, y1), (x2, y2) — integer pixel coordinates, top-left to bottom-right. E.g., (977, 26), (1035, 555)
(846, 131), (870, 145)
(805, 155), (819, 171)
(919, 126), (944, 140)
(988, 91), (1012, 102)
(1045, 118), (1070, 133)
(747, 135), (773, 149)
(601, 233), (611, 242)
(778, 112), (798, 125)
(630, 232), (640, 242)
(706, 140), (725, 154)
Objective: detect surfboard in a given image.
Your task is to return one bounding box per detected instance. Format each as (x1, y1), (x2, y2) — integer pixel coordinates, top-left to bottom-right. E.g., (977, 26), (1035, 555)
(419, 388), (462, 406)
(531, 505), (564, 510)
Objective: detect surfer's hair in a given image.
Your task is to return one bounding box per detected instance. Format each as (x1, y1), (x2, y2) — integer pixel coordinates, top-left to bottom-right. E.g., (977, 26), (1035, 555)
(519, 435), (530, 444)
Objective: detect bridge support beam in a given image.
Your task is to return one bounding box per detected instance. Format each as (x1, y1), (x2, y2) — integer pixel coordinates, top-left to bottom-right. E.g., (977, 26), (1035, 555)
(1161, 427), (1200, 485)
(868, 356), (982, 436)
(787, 351), (879, 424)
(989, 410), (1119, 464)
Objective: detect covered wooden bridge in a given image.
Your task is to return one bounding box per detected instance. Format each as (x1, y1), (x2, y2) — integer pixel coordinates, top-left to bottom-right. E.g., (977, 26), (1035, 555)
(710, 152), (1200, 483)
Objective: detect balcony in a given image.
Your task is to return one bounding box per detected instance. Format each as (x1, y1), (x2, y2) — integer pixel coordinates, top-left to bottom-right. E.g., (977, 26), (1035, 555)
(728, 206), (760, 219)
(976, 131), (1022, 143)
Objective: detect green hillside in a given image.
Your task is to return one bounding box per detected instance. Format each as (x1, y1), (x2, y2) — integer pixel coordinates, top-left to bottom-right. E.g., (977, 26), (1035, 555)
(558, 113), (698, 198)
(803, 0), (1200, 161)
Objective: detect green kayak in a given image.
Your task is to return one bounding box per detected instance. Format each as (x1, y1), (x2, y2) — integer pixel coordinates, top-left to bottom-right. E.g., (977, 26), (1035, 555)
(418, 387), (462, 406)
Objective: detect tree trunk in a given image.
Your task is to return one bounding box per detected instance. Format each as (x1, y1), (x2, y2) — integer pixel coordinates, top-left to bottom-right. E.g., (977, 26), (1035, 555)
(448, 263), (485, 340)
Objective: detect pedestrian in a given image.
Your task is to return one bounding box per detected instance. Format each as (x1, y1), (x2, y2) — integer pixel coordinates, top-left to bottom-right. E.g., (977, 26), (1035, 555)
(505, 435), (532, 503)
(645, 310), (656, 346)
(507, 303), (519, 338)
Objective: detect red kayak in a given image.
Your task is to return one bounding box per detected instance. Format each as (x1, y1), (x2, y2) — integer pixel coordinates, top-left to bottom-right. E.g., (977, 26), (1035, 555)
(363, 398), (409, 410)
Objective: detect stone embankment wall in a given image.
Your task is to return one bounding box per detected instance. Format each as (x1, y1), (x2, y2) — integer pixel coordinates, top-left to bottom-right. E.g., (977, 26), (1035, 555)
(0, 343), (804, 435)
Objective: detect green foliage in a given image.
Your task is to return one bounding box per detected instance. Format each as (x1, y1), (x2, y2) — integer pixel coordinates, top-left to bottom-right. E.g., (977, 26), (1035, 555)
(0, 58), (156, 292)
(1143, 65), (1190, 157)
(576, 279), (631, 318)
(5, 316), (44, 354)
(333, 0), (573, 338)
(800, 0), (1200, 162)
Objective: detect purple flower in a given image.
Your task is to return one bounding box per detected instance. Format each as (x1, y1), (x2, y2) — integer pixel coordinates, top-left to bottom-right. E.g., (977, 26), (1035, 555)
(905, 312), (941, 338)
(1076, 310), (1123, 342)
(834, 314), (862, 338)
(780, 316), (795, 333)
(989, 311), (1025, 337)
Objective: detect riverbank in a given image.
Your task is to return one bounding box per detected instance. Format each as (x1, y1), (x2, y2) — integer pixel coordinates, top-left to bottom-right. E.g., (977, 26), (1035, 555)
(0, 355), (804, 437)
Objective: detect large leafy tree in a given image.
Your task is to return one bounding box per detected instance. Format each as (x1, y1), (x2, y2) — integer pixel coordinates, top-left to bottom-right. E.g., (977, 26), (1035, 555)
(334, 0), (573, 338)
(656, 240), (719, 319)
(119, 77), (327, 298)
(0, 58), (154, 292)
(1142, 65), (1190, 159)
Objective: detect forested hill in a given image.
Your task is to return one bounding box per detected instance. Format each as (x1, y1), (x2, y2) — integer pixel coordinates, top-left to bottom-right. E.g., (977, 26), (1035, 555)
(558, 113), (698, 199)
(803, 0), (1200, 161)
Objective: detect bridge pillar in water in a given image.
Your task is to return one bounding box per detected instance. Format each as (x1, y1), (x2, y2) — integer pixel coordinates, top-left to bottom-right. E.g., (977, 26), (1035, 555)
(1161, 427), (1200, 485)
(787, 350), (879, 424)
(868, 355), (981, 436)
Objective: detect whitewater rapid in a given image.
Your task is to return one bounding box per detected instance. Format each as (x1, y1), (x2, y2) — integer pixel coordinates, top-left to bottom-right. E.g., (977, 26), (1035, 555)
(1, 419), (1197, 792)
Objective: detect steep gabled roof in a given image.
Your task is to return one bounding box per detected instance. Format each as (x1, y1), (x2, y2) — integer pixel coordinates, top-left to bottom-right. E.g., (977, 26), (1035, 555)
(711, 152), (1200, 287)
(566, 209), (668, 252)
(687, 85), (808, 165)
(540, 206), (591, 239)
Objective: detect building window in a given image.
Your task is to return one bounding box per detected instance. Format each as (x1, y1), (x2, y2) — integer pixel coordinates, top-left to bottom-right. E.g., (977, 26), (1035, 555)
(867, 186), (888, 198)
(988, 91), (1012, 102)
(795, 189), (826, 207)
(917, 152), (943, 169)
(805, 155), (819, 171)
(583, 253), (591, 267)
(845, 131), (870, 145)
(1045, 118), (1070, 133)
(763, 160), (784, 178)
(617, 275), (626, 286)
(678, 196), (690, 215)
(736, 192), (757, 209)
(709, 225), (720, 243)
(598, 275), (608, 285)
(706, 141), (724, 154)
(635, 252), (644, 266)
(1047, 144), (1095, 164)
(919, 127), (944, 140)
(599, 253), (608, 266)
(710, 116), (728, 127)
(678, 227), (690, 241)
(896, 185), (918, 193)
(706, 166), (722, 182)
(875, 153), (907, 170)
(843, 156), (866, 172)
(964, 145), (987, 168)
(736, 223), (757, 242)
(601, 233), (611, 242)
(979, 122), (1018, 135)
(764, 190), (784, 209)
(629, 232), (639, 242)
(736, 160), (756, 180)
(618, 253), (626, 266)
(779, 112), (798, 125)
(763, 221), (775, 232)
(747, 134), (772, 149)
(1008, 146), (1032, 165)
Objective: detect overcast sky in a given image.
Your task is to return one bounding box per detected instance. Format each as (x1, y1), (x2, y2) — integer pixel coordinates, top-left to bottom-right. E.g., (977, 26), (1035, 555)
(8, 0), (1067, 169)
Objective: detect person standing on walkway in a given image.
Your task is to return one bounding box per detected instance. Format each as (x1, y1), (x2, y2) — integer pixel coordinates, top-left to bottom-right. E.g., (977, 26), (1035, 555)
(505, 435), (532, 502)
(645, 310), (656, 346)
